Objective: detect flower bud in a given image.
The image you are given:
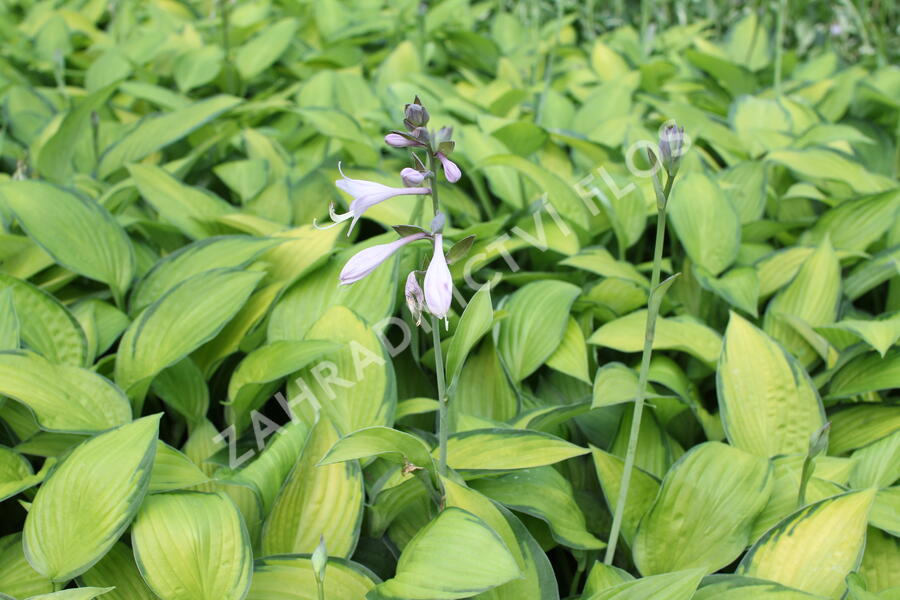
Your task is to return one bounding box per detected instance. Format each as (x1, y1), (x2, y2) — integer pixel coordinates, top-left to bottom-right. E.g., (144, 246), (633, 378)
(311, 536), (327, 583)
(405, 271), (425, 326)
(424, 233), (453, 321)
(404, 97), (430, 129)
(401, 167), (427, 186)
(436, 152), (461, 183)
(659, 123), (684, 175)
(385, 133), (423, 148)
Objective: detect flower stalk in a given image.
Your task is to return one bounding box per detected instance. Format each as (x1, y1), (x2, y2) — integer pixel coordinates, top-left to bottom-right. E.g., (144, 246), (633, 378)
(604, 127), (681, 565)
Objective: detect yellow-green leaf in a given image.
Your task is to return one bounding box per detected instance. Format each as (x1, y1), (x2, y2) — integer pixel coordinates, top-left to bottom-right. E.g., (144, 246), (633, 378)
(24, 415), (160, 581)
(132, 491), (252, 600)
(738, 490), (877, 599)
(718, 312), (825, 457)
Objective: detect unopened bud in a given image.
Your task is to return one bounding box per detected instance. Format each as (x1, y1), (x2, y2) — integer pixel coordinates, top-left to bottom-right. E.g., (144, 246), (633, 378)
(405, 271), (425, 326)
(659, 123), (684, 175)
(404, 97), (430, 130)
(401, 167), (427, 186)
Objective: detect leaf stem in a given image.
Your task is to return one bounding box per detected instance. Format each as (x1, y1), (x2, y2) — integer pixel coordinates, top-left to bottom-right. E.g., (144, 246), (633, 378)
(432, 314), (449, 478)
(603, 169), (671, 565)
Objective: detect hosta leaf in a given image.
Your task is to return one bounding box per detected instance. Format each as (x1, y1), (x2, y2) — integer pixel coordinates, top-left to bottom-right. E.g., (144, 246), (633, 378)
(24, 415), (160, 581)
(128, 164), (234, 240)
(453, 338), (518, 422)
(850, 431), (900, 489)
(583, 562), (634, 596)
(235, 18), (298, 79)
(0, 351), (131, 433)
(262, 416), (364, 558)
(859, 526), (900, 593)
(70, 300), (130, 361)
(694, 575), (829, 599)
(633, 442), (773, 575)
(718, 312), (825, 457)
(115, 268), (263, 400)
(0, 534), (52, 598)
(870, 487), (900, 536)
(828, 350), (900, 398)
(0, 446), (52, 501)
(766, 149), (895, 195)
(445, 285), (493, 387)
(132, 491), (252, 600)
(589, 310), (722, 366)
(290, 306), (395, 435)
(149, 441), (209, 493)
(319, 426), (436, 478)
(445, 428), (588, 472)
(2, 181), (134, 304)
(750, 456), (844, 541)
(694, 265), (760, 317)
(130, 235), (282, 314)
(479, 154), (590, 230)
(227, 340), (340, 433)
(441, 477), (559, 600)
(267, 239), (396, 341)
(800, 190), (900, 252)
(763, 239), (841, 365)
(35, 83), (118, 183)
(368, 507), (521, 600)
(0, 289), (19, 351)
(828, 405), (900, 455)
(819, 317), (900, 358)
(229, 420), (309, 516)
(27, 588), (114, 599)
(99, 95), (240, 178)
(738, 490), (877, 599)
(0, 274), (87, 366)
(79, 542), (156, 600)
(151, 358), (209, 427)
(668, 172), (741, 275)
(247, 556), (379, 600)
(497, 281), (581, 382)
(591, 446), (660, 546)
(471, 466), (605, 550)
(583, 568), (705, 600)
(545, 317), (591, 383)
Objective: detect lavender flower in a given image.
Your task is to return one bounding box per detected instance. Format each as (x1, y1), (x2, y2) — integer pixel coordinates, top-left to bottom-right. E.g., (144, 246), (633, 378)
(405, 271), (426, 325)
(385, 133), (424, 148)
(317, 164), (431, 235)
(424, 233), (453, 321)
(339, 233), (428, 285)
(436, 152), (461, 183)
(659, 123), (684, 175)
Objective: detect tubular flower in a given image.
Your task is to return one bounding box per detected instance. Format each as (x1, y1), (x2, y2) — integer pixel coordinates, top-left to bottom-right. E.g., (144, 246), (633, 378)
(436, 152), (461, 183)
(424, 233), (453, 321)
(384, 133), (424, 148)
(405, 271), (426, 325)
(317, 164), (431, 235)
(339, 233), (428, 285)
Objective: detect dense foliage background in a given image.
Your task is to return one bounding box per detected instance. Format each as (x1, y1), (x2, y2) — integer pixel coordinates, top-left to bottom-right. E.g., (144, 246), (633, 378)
(0, 0), (898, 599)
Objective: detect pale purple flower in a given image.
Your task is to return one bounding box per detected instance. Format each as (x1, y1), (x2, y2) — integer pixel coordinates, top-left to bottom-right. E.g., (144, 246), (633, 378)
(316, 164), (431, 235)
(424, 233), (453, 321)
(659, 123), (684, 174)
(401, 168), (427, 186)
(405, 271), (425, 325)
(385, 133), (424, 148)
(340, 233), (428, 285)
(436, 152), (461, 183)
